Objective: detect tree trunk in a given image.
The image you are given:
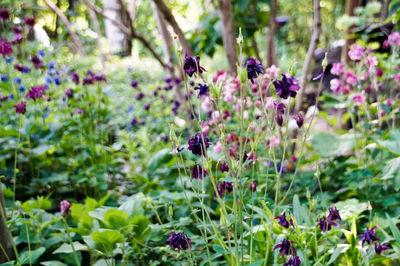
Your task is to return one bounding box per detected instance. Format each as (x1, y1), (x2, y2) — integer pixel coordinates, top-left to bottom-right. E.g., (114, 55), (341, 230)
(266, 0), (277, 67)
(294, 0), (321, 113)
(103, 0), (131, 56)
(341, 0), (359, 63)
(151, 0), (174, 77)
(0, 183), (14, 263)
(85, 0), (105, 71)
(219, 0), (237, 74)
(153, 0), (193, 55)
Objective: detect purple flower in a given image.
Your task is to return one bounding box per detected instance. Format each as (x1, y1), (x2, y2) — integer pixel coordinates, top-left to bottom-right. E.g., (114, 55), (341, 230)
(327, 206), (341, 221)
(273, 74), (300, 99)
(30, 55), (43, 68)
(65, 89), (74, 99)
(188, 133), (210, 156)
(70, 72), (79, 85)
(283, 256), (301, 266)
(94, 74), (106, 82)
(144, 103), (150, 111)
(76, 109), (83, 114)
(131, 80), (138, 88)
(130, 118), (138, 126)
(13, 26), (23, 34)
(12, 34), (23, 44)
(246, 58), (264, 83)
(250, 181), (257, 192)
(0, 39), (13, 58)
(361, 226), (378, 246)
(220, 161), (229, 173)
(26, 85), (46, 101)
(136, 93), (144, 100)
(184, 51), (206, 77)
(0, 8), (10, 21)
(275, 102), (286, 127)
(194, 84), (209, 98)
(82, 77), (94, 85)
(275, 212), (290, 228)
(190, 164), (207, 179)
(216, 182), (233, 196)
(0, 95), (9, 102)
(374, 242), (389, 255)
(274, 238), (297, 257)
(348, 44), (365, 61)
(166, 232), (192, 252)
(13, 101), (26, 114)
(24, 17), (35, 28)
(60, 200), (71, 218)
(293, 113), (303, 128)
(317, 217), (339, 233)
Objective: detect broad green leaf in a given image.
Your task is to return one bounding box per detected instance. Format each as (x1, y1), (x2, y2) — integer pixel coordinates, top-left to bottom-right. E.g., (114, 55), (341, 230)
(381, 157), (400, 191)
(104, 209), (128, 229)
(41, 261), (68, 266)
(53, 242), (88, 254)
(19, 247), (45, 265)
(31, 144), (53, 156)
(312, 133), (355, 157)
(91, 229), (124, 245)
(147, 148), (172, 171)
(385, 213), (400, 244)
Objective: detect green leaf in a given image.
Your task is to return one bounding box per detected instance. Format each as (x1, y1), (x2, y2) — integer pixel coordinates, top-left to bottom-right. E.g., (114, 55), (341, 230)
(147, 148), (172, 171)
(385, 213), (400, 243)
(104, 209), (128, 229)
(31, 144), (53, 156)
(292, 194), (302, 224)
(327, 246), (345, 265)
(91, 229), (124, 245)
(312, 133), (355, 157)
(53, 242), (88, 254)
(22, 196), (52, 212)
(376, 130), (400, 155)
(381, 157), (400, 191)
(40, 261), (68, 266)
(19, 247), (45, 265)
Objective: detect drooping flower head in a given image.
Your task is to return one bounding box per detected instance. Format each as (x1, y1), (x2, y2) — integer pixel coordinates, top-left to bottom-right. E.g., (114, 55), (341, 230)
(188, 133), (210, 156)
(131, 80), (138, 88)
(166, 232), (192, 252)
(60, 200), (71, 218)
(82, 76), (94, 85)
(184, 51), (206, 77)
(12, 34), (23, 44)
(0, 8), (10, 21)
(94, 73), (106, 82)
(344, 70), (357, 86)
(246, 58), (264, 83)
(65, 89), (74, 99)
(361, 226), (378, 246)
(293, 113), (304, 128)
(348, 44), (365, 61)
(216, 182), (233, 197)
(283, 256), (301, 266)
(26, 85), (46, 101)
(374, 242), (389, 255)
(24, 17), (35, 28)
(194, 83), (209, 98)
(14, 64), (29, 73)
(30, 55), (43, 68)
(327, 206), (341, 221)
(275, 212), (290, 228)
(13, 101), (26, 114)
(250, 181), (257, 192)
(317, 217), (339, 233)
(275, 102), (286, 127)
(190, 164), (207, 179)
(352, 93), (365, 105)
(274, 238), (297, 257)
(220, 161), (229, 173)
(0, 39), (13, 58)
(70, 72), (79, 85)
(273, 74), (300, 99)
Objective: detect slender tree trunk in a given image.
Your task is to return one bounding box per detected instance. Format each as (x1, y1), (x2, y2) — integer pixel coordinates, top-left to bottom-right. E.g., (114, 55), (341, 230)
(219, 0), (237, 74)
(151, 0), (174, 77)
(153, 0), (193, 55)
(267, 0), (277, 67)
(84, 0), (105, 71)
(0, 184), (14, 263)
(294, 0), (321, 113)
(43, 0), (87, 57)
(342, 0), (359, 63)
(103, 0), (131, 56)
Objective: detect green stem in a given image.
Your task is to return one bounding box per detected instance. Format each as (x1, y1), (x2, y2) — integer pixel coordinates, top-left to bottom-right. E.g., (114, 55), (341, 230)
(63, 219), (81, 266)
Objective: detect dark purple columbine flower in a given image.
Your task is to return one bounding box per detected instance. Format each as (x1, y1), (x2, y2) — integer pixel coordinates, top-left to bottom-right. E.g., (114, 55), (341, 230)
(246, 58), (264, 83)
(274, 238), (297, 257)
(65, 89), (74, 99)
(13, 101), (26, 114)
(188, 133), (210, 156)
(317, 217), (339, 233)
(220, 161), (229, 173)
(327, 206), (341, 222)
(24, 17), (35, 28)
(190, 164), (207, 179)
(216, 182), (233, 197)
(184, 51), (206, 77)
(30, 55), (43, 68)
(275, 212), (290, 228)
(293, 113), (303, 128)
(131, 80), (138, 88)
(82, 76), (94, 85)
(374, 242), (389, 255)
(130, 118), (138, 126)
(175, 78), (181, 84)
(70, 72), (79, 85)
(144, 103), (150, 111)
(362, 226), (378, 246)
(273, 74), (301, 99)
(0, 39), (13, 58)
(0, 95), (9, 102)
(136, 93), (144, 100)
(283, 256), (301, 266)
(250, 181), (257, 192)
(13, 26), (23, 34)
(60, 200), (71, 218)
(166, 232), (192, 252)
(275, 102), (286, 127)
(14, 64), (29, 73)
(194, 84), (209, 98)
(94, 74), (106, 82)
(26, 85), (46, 101)
(0, 8), (10, 21)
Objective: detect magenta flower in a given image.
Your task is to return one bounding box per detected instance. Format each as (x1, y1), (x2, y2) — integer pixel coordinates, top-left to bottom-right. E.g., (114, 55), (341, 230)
(24, 17), (35, 28)
(131, 80), (138, 88)
(384, 98), (394, 107)
(0, 8), (10, 21)
(219, 161), (229, 173)
(12, 34), (23, 44)
(395, 73), (400, 83)
(0, 38), (13, 58)
(166, 232), (192, 252)
(344, 70), (358, 86)
(13, 101), (26, 114)
(194, 83), (209, 98)
(388, 32), (400, 46)
(275, 102), (286, 127)
(274, 238), (297, 257)
(330, 62), (343, 76)
(70, 72), (79, 85)
(60, 200), (71, 218)
(13, 26), (22, 34)
(30, 55), (44, 68)
(348, 44), (365, 61)
(76, 109), (83, 114)
(26, 85), (46, 101)
(216, 182), (233, 197)
(317, 217), (339, 233)
(250, 181), (257, 192)
(65, 89), (74, 99)
(352, 93), (365, 105)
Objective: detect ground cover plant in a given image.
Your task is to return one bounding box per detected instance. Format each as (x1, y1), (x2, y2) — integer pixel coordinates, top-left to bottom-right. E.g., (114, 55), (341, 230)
(0, 0), (400, 265)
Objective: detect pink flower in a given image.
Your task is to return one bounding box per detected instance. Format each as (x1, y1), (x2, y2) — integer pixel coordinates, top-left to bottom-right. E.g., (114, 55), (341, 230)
(340, 85), (351, 95)
(330, 63), (343, 76)
(213, 141), (222, 153)
(0, 38), (13, 58)
(376, 68), (383, 77)
(365, 56), (378, 70)
(265, 65), (280, 79)
(201, 97), (213, 112)
(388, 32), (400, 46)
(265, 97), (274, 109)
(60, 200), (71, 218)
(272, 136), (280, 147)
(395, 73), (400, 83)
(352, 93), (365, 105)
(330, 78), (342, 92)
(344, 70), (358, 86)
(348, 44), (365, 61)
(384, 98), (394, 107)
(76, 109), (83, 114)
(291, 156), (298, 162)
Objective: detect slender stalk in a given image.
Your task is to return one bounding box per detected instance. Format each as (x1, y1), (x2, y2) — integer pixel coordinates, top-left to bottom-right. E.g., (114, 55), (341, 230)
(12, 115), (23, 216)
(63, 219), (81, 266)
